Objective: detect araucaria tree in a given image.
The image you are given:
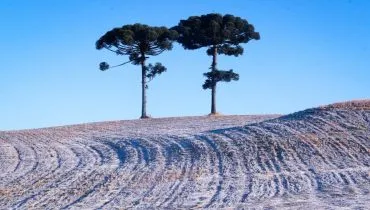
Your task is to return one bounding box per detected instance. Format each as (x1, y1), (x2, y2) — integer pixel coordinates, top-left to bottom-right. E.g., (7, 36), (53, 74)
(96, 24), (177, 118)
(173, 13), (260, 115)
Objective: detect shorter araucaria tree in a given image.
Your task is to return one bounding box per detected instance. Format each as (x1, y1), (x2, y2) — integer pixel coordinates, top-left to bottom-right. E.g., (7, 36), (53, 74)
(96, 24), (178, 118)
(173, 13), (260, 115)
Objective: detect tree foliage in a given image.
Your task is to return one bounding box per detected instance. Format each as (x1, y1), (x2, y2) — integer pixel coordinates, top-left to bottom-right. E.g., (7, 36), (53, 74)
(202, 69), (239, 89)
(145, 63), (167, 83)
(173, 13), (260, 55)
(96, 24), (177, 57)
(99, 62), (110, 71)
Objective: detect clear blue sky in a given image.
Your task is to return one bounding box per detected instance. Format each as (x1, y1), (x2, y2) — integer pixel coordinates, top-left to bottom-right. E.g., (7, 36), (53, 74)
(1, 0), (369, 130)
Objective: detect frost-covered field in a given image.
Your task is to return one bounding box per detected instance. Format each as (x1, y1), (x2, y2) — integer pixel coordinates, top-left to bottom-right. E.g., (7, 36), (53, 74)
(1, 101), (370, 209)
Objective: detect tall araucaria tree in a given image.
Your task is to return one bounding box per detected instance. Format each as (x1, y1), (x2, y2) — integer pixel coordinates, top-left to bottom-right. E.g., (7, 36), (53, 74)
(96, 24), (178, 118)
(173, 13), (260, 115)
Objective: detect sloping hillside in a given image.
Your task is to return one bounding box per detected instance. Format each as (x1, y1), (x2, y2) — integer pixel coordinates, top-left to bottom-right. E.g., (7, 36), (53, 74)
(1, 101), (369, 209)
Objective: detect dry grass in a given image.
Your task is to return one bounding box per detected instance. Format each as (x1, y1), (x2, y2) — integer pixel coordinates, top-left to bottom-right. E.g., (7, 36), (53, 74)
(320, 99), (370, 110)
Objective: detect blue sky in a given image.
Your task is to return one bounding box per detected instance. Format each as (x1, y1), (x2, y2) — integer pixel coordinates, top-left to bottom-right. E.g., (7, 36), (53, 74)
(1, 0), (369, 130)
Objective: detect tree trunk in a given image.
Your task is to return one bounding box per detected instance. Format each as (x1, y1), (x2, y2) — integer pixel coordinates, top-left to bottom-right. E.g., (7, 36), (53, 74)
(211, 46), (217, 115)
(140, 53), (149, 119)
(211, 82), (216, 114)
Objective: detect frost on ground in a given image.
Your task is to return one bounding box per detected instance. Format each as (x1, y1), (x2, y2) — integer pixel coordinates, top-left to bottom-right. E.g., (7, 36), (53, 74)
(0, 100), (370, 209)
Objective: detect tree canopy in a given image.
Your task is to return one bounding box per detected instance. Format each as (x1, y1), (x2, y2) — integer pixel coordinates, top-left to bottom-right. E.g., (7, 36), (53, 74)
(173, 13), (260, 54)
(96, 23), (178, 66)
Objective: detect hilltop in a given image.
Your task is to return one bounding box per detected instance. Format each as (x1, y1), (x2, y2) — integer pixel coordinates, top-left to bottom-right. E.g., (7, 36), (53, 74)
(0, 100), (369, 209)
